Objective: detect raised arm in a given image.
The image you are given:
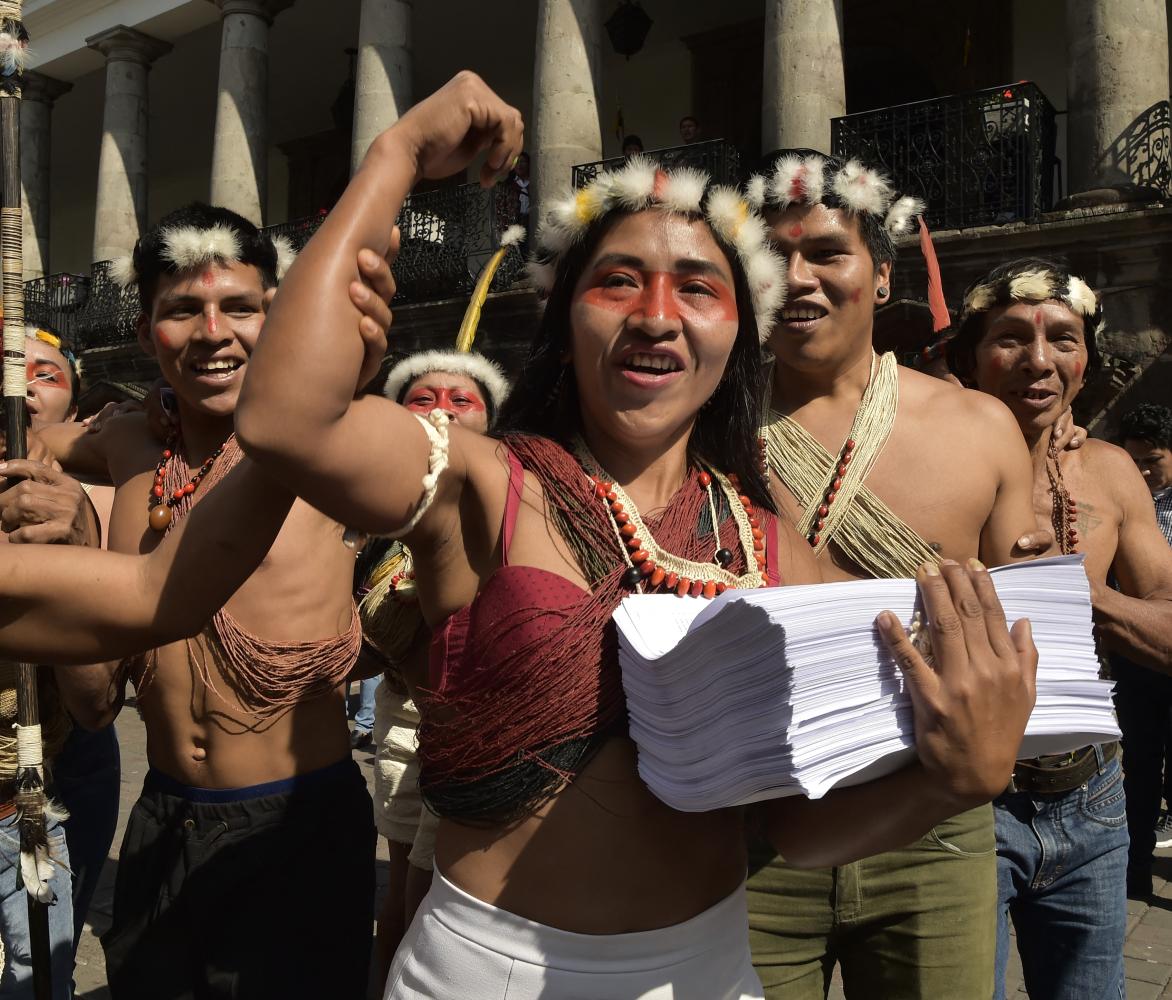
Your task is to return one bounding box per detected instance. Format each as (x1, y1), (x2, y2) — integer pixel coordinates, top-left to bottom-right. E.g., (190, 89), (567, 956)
(0, 456), (292, 664)
(235, 72), (524, 534)
(1091, 443), (1172, 672)
(765, 560), (1037, 866)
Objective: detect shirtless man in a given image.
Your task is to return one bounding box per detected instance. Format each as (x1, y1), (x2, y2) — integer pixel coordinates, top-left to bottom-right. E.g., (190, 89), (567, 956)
(748, 152), (1047, 1000)
(950, 258), (1172, 998)
(35, 202), (390, 999)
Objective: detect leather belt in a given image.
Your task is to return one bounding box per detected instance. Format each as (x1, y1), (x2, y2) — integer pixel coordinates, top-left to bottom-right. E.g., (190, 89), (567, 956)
(1006, 741), (1118, 795)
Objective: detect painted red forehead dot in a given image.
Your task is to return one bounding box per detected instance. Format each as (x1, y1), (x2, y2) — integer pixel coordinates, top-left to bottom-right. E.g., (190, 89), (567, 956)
(789, 223), (803, 238)
(201, 271), (215, 286)
(1033, 309), (1043, 325)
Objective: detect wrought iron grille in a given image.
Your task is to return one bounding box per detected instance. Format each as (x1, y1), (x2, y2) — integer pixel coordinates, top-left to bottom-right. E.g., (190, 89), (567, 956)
(831, 83), (1057, 230)
(572, 139), (742, 188)
(24, 183), (526, 355)
(1099, 100), (1171, 196)
(23, 272), (90, 341)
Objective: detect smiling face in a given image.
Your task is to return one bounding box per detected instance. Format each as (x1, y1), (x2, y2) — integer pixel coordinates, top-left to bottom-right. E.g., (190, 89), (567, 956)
(972, 299), (1089, 436)
(567, 210), (740, 452)
(137, 260), (269, 420)
(764, 203), (890, 374)
(402, 372), (490, 433)
(24, 336), (76, 428)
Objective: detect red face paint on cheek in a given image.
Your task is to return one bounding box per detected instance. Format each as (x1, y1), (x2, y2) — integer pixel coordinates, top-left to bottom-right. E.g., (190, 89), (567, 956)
(153, 326), (174, 350)
(850, 289), (862, 303)
(788, 223), (803, 238)
(1073, 361), (1083, 378)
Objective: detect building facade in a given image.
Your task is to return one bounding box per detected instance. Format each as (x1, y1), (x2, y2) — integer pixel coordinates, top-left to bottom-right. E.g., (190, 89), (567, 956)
(17, 0), (1172, 431)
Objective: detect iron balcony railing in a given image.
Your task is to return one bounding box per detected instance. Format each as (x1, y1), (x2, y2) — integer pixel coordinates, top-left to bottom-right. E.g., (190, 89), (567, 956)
(25, 182), (527, 354)
(572, 139), (742, 188)
(832, 82), (1058, 230)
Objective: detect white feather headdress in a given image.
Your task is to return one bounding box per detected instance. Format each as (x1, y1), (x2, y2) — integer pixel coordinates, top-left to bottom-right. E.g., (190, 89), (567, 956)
(108, 223), (299, 290)
(960, 263), (1103, 343)
(530, 156), (787, 343)
(383, 350), (511, 412)
(747, 155), (921, 237)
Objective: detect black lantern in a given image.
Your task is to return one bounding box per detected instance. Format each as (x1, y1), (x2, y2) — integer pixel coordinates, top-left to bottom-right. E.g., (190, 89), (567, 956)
(605, 1), (653, 59)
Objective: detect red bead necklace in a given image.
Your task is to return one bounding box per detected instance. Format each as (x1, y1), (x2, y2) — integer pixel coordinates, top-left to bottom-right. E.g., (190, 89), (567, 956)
(807, 438), (856, 547)
(588, 468), (766, 598)
(147, 437), (226, 532)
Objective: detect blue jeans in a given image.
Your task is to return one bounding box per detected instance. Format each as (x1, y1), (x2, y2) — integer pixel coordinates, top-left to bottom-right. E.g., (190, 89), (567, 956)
(53, 723), (120, 950)
(0, 811), (74, 999)
(350, 676), (380, 734)
(993, 746), (1128, 1000)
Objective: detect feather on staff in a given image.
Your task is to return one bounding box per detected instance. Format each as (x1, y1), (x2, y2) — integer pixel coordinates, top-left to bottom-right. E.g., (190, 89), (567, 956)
(0, 2), (55, 996)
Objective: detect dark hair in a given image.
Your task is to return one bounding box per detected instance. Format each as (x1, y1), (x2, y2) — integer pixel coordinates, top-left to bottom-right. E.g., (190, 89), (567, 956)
(947, 257), (1103, 387)
(1118, 403), (1172, 450)
(131, 201), (279, 313)
(757, 150), (897, 268)
(622, 134), (644, 150)
(496, 209), (775, 514)
(679, 115), (698, 128)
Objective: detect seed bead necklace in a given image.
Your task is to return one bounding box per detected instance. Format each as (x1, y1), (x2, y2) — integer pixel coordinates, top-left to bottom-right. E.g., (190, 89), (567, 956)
(147, 434), (227, 532)
(575, 440), (766, 597)
(1045, 438), (1080, 554)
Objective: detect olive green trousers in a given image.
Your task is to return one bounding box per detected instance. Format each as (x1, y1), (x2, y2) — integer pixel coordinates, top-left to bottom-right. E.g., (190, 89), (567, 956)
(746, 805), (997, 1000)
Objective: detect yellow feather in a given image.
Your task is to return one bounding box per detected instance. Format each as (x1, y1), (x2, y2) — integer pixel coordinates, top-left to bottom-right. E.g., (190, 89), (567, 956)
(455, 245), (510, 354)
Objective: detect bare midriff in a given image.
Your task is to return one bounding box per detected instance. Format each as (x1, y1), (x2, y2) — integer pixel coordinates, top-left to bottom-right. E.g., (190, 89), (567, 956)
(436, 737), (747, 934)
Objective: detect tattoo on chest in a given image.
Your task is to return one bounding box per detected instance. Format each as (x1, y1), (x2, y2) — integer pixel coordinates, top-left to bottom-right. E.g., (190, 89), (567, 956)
(1076, 501), (1102, 537)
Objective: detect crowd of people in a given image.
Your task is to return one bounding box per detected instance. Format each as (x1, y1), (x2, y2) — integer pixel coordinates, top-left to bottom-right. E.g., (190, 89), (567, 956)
(0, 71), (1166, 999)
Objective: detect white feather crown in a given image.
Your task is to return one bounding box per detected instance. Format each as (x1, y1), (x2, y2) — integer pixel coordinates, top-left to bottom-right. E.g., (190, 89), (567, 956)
(383, 350), (511, 413)
(528, 156), (787, 343)
(110, 224), (298, 290)
(961, 267), (1101, 323)
(746, 154), (924, 237)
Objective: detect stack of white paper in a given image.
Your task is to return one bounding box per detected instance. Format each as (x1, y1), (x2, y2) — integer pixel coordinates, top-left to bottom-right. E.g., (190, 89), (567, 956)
(615, 555), (1120, 811)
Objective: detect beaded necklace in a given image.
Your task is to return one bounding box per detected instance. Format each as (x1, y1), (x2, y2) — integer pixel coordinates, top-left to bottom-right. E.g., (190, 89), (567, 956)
(147, 435), (227, 532)
(1045, 438), (1080, 554)
(574, 440), (766, 597)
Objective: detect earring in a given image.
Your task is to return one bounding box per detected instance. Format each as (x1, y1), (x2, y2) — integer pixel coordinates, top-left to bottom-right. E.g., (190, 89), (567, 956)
(876, 287), (890, 300)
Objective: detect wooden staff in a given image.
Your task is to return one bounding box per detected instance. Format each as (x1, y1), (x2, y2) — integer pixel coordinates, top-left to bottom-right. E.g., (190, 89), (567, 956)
(0, 3), (53, 997)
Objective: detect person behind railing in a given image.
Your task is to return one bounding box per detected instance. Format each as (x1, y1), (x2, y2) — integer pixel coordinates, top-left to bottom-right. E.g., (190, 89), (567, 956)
(504, 150), (530, 237)
(679, 113), (701, 144)
(622, 134), (645, 158)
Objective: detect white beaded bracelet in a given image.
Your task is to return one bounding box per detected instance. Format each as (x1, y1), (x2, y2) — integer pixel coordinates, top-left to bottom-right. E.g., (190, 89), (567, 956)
(386, 410), (451, 539)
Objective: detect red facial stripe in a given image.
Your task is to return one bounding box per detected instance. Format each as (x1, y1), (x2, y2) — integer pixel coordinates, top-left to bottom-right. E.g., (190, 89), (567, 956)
(788, 223), (803, 238)
(1033, 309), (1043, 326)
(403, 386), (487, 415)
(26, 362), (68, 390)
(1073, 361), (1083, 378)
(580, 269), (738, 323)
(207, 313), (218, 335)
(153, 326), (174, 349)
(851, 288), (862, 303)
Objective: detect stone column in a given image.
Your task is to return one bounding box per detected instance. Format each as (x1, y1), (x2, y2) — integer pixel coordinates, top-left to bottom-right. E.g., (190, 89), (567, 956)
(20, 72), (72, 279)
(761, 0), (845, 155)
(209, 0), (293, 224)
(351, 0), (412, 174)
(1066, 0), (1170, 196)
(532, 0), (602, 215)
(87, 26), (172, 264)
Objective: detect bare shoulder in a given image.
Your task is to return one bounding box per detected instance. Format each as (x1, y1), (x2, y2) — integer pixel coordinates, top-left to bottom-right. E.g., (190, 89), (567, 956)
(1079, 439), (1150, 503)
(896, 366), (1018, 435)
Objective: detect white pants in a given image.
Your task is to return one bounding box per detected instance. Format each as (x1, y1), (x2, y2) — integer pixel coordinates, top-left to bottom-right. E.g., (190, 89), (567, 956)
(384, 870), (763, 999)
